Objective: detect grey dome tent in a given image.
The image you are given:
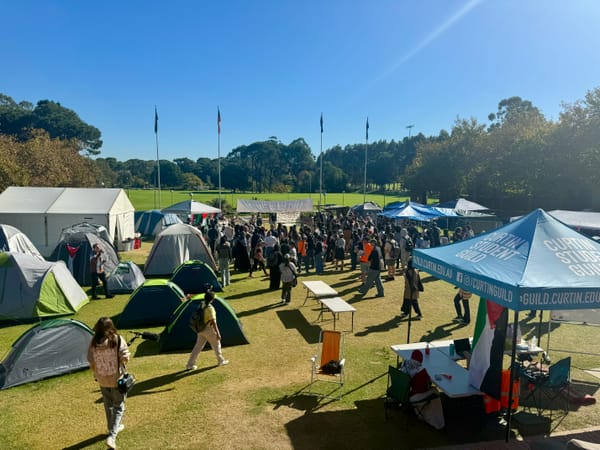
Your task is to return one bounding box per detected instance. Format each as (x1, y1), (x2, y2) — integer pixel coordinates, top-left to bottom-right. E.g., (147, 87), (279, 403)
(0, 319), (93, 389)
(0, 224), (44, 260)
(159, 295), (249, 352)
(49, 232), (119, 286)
(117, 279), (185, 328)
(170, 260), (222, 295)
(144, 223), (217, 276)
(135, 210), (182, 237)
(106, 261), (145, 294)
(58, 222), (113, 247)
(0, 252), (89, 322)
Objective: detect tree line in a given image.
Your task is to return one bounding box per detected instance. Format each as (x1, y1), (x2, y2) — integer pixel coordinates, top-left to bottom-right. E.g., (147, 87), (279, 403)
(1, 88), (599, 215)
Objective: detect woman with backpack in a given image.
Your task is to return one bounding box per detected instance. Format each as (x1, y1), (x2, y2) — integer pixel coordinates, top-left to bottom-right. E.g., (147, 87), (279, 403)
(87, 317), (130, 449)
(279, 253), (297, 305)
(186, 290), (229, 370)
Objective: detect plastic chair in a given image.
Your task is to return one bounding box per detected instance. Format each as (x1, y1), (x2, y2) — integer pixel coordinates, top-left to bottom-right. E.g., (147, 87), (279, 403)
(308, 330), (345, 399)
(522, 356), (571, 419)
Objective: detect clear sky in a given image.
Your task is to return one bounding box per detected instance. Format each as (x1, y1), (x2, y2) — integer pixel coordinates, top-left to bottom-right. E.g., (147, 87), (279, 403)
(4, 1), (600, 162)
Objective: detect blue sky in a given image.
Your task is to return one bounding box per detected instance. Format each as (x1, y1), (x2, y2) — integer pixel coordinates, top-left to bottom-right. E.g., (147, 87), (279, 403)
(4, 1), (600, 162)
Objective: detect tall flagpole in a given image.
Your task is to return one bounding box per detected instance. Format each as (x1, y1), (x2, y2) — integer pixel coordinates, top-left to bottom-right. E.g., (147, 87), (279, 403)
(154, 106), (161, 208)
(217, 107), (222, 211)
(363, 117), (369, 203)
(319, 113), (323, 210)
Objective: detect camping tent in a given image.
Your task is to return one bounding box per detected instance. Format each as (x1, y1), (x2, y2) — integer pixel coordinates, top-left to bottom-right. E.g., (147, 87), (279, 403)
(117, 279), (185, 328)
(58, 222), (112, 247)
(435, 198), (490, 212)
(412, 208), (600, 440)
(0, 187), (135, 256)
(0, 224), (44, 260)
(0, 252), (89, 321)
(135, 210), (182, 237)
(48, 232), (119, 286)
(144, 223), (217, 276)
(170, 260), (223, 294)
(106, 261), (146, 294)
(0, 319), (93, 389)
(159, 295), (249, 352)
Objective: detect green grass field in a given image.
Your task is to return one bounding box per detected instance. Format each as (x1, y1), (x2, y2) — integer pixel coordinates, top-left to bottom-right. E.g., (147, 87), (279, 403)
(1, 239), (599, 449)
(126, 188), (412, 212)
(1, 191), (599, 449)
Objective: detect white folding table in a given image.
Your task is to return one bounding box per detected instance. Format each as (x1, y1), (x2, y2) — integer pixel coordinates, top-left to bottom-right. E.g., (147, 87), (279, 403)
(301, 280), (338, 305)
(317, 297), (356, 332)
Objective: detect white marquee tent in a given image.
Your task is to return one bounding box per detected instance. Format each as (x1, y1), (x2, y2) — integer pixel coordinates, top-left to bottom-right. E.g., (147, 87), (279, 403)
(0, 187), (135, 256)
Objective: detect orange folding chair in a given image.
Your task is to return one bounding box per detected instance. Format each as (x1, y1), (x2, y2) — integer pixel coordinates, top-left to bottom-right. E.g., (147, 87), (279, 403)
(308, 330), (346, 399)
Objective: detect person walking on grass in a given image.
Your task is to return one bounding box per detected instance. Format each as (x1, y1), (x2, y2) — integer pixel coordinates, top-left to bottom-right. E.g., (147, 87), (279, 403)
(87, 317), (130, 450)
(279, 253), (297, 305)
(186, 290), (229, 370)
(217, 236), (232, 287)
(358, 239), (384, 298)
(452, 287), (471, 324)
(401, 259), (424, 319)
(90, 244), (113, 299)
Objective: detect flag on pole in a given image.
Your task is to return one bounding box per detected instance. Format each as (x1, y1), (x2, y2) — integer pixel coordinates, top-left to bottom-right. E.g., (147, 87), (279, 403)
(320, 113), (323, 134)
(366, 117), (369, 140)
(218, 108), (221, 135)
(154, 106), (158, 134)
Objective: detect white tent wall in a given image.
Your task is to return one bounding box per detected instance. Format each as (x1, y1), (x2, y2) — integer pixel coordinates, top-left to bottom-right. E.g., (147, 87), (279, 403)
(0, 187), (135, 256)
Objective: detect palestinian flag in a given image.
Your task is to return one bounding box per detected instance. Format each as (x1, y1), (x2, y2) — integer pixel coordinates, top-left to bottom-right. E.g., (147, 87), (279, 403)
(468, 298), (508, 399)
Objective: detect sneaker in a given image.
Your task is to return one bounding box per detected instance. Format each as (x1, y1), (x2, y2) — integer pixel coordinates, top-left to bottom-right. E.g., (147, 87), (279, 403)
(106, 436), (116, 449)
(399, 312), (408, 319)
(117, 424), (125, 434)
(414, 314), (423, 320)
(106, 294), (115, 299)
(185, 365), (197, 371)
(219, 360), (230, 366)
(452, 316), (463, 323)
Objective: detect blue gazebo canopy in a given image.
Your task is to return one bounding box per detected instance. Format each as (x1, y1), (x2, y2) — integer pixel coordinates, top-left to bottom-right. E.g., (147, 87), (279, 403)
(413, 208), (600, 311)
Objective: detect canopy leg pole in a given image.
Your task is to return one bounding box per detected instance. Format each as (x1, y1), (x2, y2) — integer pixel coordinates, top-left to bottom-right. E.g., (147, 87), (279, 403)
(537, 310), (543, 343)
(505, 309), (519, 443)
(406, 307), (412, 344)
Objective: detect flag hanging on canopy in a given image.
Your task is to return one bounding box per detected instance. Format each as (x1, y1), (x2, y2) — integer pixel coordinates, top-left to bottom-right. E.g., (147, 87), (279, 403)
(218, 108), (221, 135)
(320, 113), (323, 134)
(366, 117), (369, 140)
(154, 106), (158, 134)
(468, 298), (507, 399)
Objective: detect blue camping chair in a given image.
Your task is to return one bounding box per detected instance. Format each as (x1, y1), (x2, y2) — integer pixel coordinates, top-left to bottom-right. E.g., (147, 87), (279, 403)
(522, 356), (571, 419)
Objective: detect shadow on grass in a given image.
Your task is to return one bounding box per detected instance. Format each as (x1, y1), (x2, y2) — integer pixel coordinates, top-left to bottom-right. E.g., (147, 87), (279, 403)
(420, 323), (463, 342)
(224, 287), (272, 300)
(276, 309), (321, 344)
(61, 433), (106, 450)
(236, 301), (283, 318)
(355, 315), (402, 337)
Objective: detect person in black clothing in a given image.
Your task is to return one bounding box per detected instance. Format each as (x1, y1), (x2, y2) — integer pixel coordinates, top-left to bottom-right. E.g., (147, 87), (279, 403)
(267, 244), (284, 290)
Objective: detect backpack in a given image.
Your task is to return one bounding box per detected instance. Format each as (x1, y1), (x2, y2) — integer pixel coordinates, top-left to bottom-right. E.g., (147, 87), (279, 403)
(189, 302), (207, 333)
(391, 240), (401, 259)
(404, 237), (414, 252)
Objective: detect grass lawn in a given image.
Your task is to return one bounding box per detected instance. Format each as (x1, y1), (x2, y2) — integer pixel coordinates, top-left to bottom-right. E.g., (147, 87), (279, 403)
(1, 243), (599, 449)
(126, 189), (412, 212)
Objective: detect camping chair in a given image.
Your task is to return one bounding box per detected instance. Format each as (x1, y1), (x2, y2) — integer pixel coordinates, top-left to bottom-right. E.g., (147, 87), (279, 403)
(384, 365), (439, 425)
(308, 330), (345, 399)
(522, 356), (571, 419)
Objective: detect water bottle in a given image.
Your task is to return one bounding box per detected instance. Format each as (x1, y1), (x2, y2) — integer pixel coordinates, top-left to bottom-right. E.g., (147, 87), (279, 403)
(425, 343), (430, 356)
(449, 343), (455, 357)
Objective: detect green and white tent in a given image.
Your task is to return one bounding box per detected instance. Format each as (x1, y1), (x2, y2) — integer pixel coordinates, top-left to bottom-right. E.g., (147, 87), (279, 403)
(0, 319), (93, 389)
(0, 252), (89, 321)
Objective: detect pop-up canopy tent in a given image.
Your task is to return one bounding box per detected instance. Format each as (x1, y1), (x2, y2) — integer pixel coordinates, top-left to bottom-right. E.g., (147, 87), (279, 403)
(144, 223), (217, 276)
(0, 252), (89, 322)
(162, 200), (221, 222)
(0, 319), (93, 389)
(0, 224), (44, 260)
(135, 210), (182, 237)
(159, 295), (249, 352)
(379, 201), (456, 221)
(412, 208), (600, 440)
(170, 260), (222, 295)
(435, 198), (490, 212)
(347, 201), (382, 217)
(0, 187), (135, 256)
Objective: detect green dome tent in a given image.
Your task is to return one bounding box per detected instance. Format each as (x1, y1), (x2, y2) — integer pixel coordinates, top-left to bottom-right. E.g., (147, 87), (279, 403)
(0, 252), (89, 322)
(159, 295), (249, 352)
(117, 279), (185, 328)
(170, 260), (222, 295)
(0, 319), (93, 389)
